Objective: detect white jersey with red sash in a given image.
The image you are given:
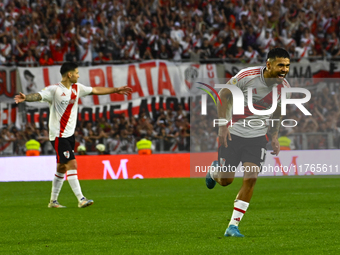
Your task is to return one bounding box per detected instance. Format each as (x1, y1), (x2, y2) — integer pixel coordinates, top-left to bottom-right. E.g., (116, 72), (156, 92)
(244, 50), (259, 63)
(38, 82), (93, 141)
(226, 66), (291, 138)
(0, 43), (11, 56)
(295, 46), (309, 61)
(261, 37), (275, 53)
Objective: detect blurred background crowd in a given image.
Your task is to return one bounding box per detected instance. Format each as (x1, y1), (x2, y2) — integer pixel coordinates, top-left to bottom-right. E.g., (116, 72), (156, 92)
(0, 105), (190, 155)
(0, 0), (340, 65)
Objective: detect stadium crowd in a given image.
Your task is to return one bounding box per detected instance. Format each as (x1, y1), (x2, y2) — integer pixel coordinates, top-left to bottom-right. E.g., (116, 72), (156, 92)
(0, 105), (190, 155)
(0, 0), (340, 65)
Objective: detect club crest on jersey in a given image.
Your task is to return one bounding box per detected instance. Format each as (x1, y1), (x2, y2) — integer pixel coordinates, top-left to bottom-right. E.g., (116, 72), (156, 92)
(63, 151), (70, 158)
(220, 157), (226, 167)
(231, 78), (237, 85)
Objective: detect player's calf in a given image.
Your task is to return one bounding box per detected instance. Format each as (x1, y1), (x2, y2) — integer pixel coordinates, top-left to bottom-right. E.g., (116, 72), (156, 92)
(216, 177), (234, 186)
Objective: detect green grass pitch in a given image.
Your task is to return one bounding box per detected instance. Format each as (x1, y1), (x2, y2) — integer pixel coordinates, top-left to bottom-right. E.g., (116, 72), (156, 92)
(1, 177), (340, 255)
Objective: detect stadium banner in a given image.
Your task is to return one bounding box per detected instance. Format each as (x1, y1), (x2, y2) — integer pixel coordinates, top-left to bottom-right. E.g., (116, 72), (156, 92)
(0, 153), (190, 182)
(224, 60), (340, 83)
(0, 66), (17, 103)
(17, 61), (218, 108)
(25, 95), (192, 128)
(17, 61), (218, 127)
(0, 102), (17, 127)
(1, 150), (340, 182)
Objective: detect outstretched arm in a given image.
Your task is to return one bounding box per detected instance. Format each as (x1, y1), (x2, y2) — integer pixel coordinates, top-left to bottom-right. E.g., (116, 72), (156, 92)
(14, 92), (42, 104)
(90, 86), (132, 96)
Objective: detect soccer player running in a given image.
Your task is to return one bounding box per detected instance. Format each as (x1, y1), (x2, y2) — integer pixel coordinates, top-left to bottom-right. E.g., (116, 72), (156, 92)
(14, 62), (132, 208)
(206, 48), (291, 237)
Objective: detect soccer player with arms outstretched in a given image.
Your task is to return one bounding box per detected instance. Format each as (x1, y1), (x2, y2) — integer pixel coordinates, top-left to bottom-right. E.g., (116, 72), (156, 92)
(14, 62), (132, 208)
(206, 48), (291, 237)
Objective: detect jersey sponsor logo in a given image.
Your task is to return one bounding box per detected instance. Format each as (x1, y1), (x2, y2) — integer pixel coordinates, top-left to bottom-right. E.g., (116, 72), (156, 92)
(61, 99), (76, 105)
(63, 151), (70, 158)
(61, 92), (66, 96)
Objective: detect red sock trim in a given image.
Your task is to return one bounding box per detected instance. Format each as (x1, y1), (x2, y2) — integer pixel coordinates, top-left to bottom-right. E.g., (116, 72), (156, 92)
(67, 174), (77, 177)
(55, 174), (64, 179)
(234, 207), (246, 214)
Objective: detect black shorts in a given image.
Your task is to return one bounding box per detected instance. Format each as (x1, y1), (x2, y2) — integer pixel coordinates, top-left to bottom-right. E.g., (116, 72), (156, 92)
(51, 135), (76, 164)
(218, 134), (267, 172)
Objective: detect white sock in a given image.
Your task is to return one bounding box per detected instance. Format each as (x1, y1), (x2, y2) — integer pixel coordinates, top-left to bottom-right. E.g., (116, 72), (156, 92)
(67, 170), (84, 201)
(228, 200), (249, 227)
(51, 172), (65, 201)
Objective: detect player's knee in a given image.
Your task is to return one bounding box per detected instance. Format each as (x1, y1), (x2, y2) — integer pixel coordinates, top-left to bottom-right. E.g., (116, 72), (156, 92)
(67, 159), (77, 170)
(243, 178), (257, 189)
(219, 178), (234, 186)
(57, 164), (67, 173)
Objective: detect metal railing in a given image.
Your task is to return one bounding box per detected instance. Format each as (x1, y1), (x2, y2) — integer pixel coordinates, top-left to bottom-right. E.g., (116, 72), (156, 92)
(288, 132), (336, 150)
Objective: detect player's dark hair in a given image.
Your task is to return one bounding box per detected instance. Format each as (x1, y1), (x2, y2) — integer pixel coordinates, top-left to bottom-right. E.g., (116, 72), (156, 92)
(60, 62), (78, 76)
(267, 48), (290, 61)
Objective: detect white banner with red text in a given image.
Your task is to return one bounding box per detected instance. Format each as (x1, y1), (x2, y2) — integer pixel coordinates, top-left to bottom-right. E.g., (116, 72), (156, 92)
(17, 61), (219, 108)
(0, 150), (340, 182)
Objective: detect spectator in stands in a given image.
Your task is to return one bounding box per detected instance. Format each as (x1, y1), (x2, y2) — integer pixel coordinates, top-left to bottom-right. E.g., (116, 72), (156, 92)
(259, 30), (276, 57)
(0, 51), (6, 64)
(136, 136), (154, 155)
(116, 129), (135, 154)
(142, 46), (154, 60)
(39, 52), (54, 66)
(157, 44), (171, 60)
(0, 127), (16, 155)
(244, 45), (260, 63)
(50, 41), (68, 62)
(96, 143), (109, 155)
(77, 145), (87, 155)
(25, 135), (40, 156)
(278, 130), (292, 150)
(0, 35), (12, 59)
(93, 51), (110, 64)
(170, 22), (184, 42)
(24, 49), (36, 66)
(199, 38), (212, 60)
